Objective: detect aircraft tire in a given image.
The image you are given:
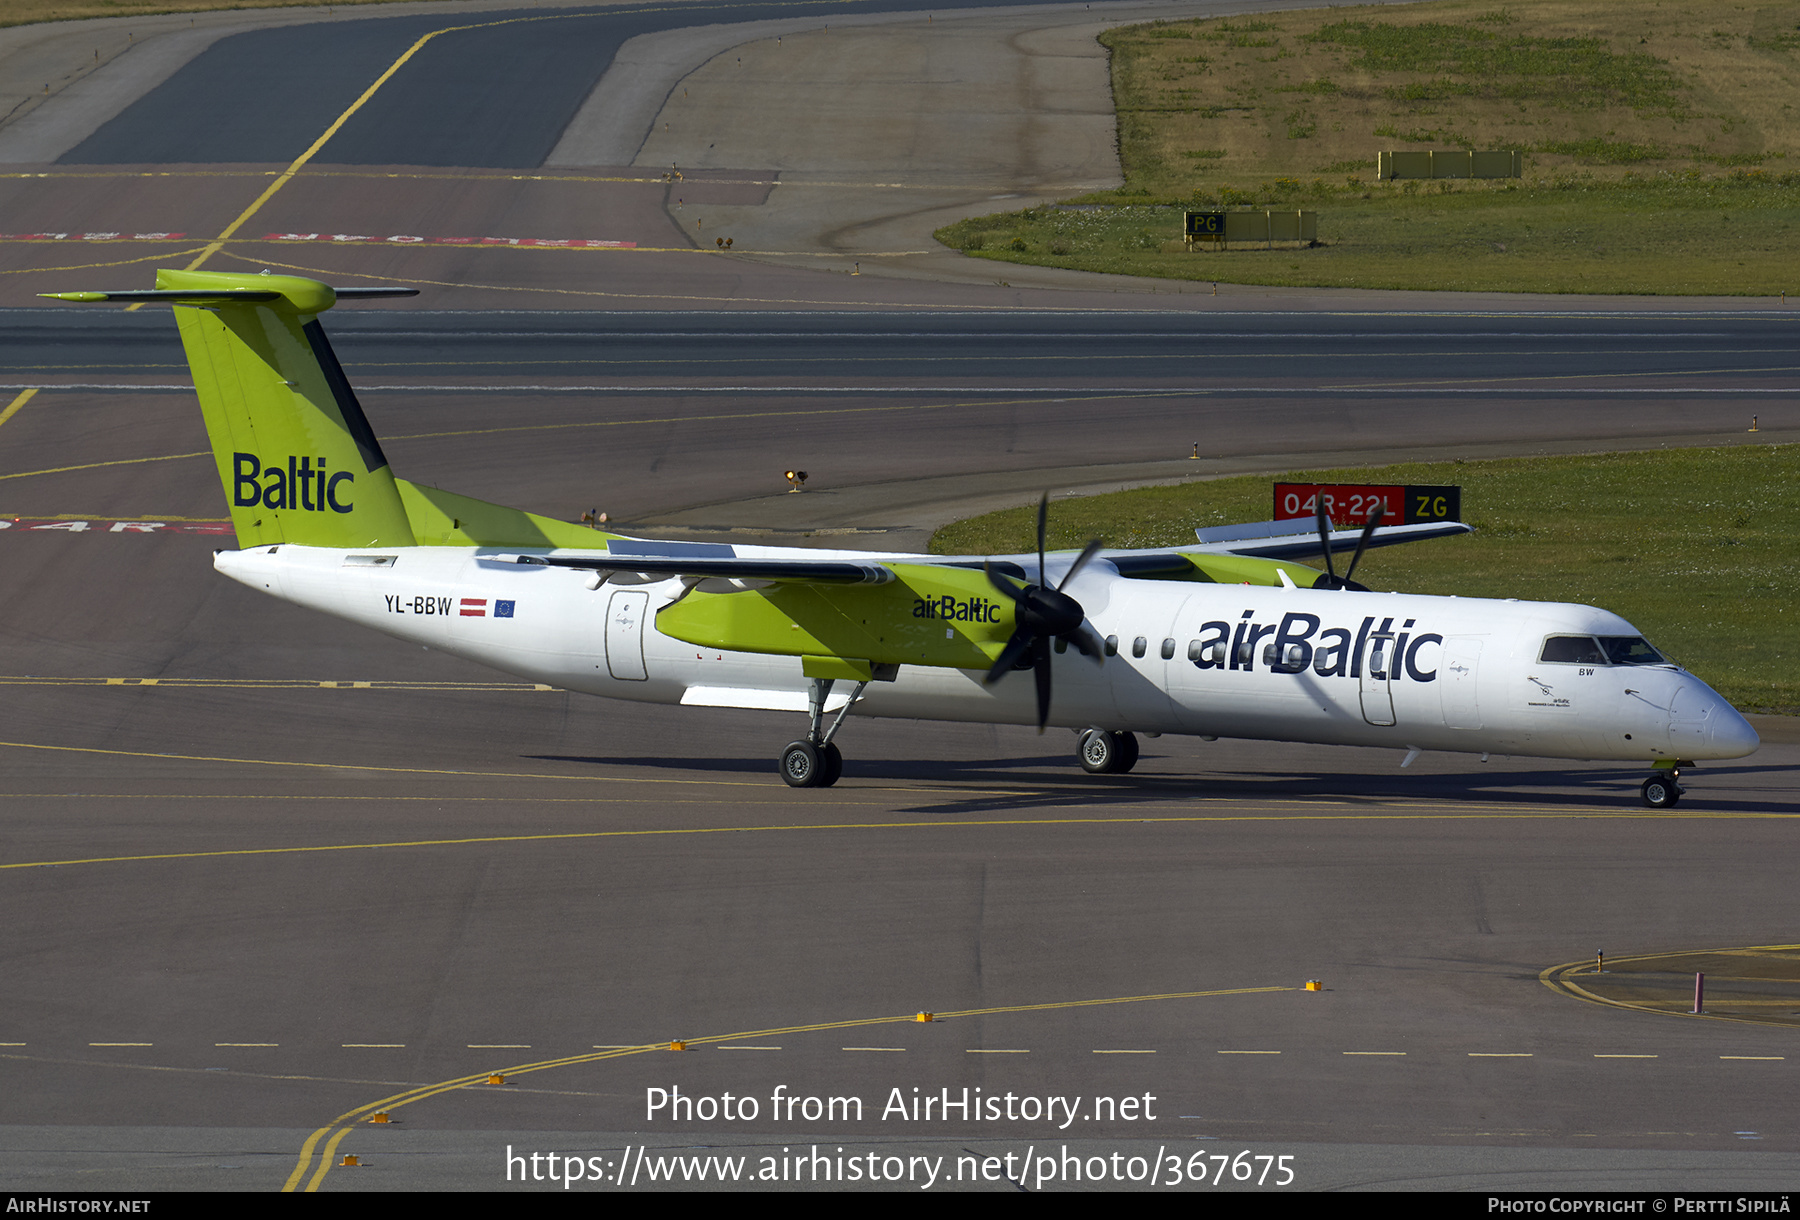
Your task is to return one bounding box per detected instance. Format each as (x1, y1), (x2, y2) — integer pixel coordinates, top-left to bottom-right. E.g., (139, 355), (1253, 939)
(820, 743), (843, 787)
(781, 741), (825, 788)
(1079, 730), (1138, 774)
(1640, 775), (1681, 809)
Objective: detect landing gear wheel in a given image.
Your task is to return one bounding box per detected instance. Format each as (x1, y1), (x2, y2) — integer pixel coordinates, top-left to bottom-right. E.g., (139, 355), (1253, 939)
(781, 741), (823, 788)
(1079, 730), (1140, 774)
(780, 741), (842, 788)
(1641, 774), (1681, 809)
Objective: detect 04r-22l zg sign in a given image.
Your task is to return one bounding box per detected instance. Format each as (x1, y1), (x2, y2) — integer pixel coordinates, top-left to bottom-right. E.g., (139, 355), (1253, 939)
(1274, 483), (1460, 526)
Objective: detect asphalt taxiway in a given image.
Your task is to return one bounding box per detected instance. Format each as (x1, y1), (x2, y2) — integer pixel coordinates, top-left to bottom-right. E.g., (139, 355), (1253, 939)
(0, 0), (1795, 1193)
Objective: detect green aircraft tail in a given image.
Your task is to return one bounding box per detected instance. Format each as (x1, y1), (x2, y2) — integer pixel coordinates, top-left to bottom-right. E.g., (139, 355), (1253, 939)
(46, 269), (617, 551)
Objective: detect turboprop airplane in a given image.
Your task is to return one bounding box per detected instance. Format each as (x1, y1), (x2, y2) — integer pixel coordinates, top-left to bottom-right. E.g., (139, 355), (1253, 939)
(46, 270), (1758, 807)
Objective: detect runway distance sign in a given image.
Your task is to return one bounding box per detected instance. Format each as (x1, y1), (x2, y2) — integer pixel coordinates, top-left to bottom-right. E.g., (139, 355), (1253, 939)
(1274, 483), (1462, 526)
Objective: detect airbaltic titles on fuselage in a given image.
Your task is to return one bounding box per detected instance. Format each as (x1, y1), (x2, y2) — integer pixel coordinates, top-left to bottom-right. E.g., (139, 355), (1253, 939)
(233, 452), (354, 513)
(1192, 610), (1441, 681)
(906, 593), (1443, 682)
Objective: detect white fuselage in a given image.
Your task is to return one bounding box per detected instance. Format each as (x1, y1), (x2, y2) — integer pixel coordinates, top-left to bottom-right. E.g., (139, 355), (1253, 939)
(215, 543), (1759, 764)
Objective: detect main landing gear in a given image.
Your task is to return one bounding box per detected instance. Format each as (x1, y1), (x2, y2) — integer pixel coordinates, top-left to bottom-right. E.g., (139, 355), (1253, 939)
(780, 677), (868, 788)
(1640, 766), (1684, 809)
(1078, 729), (1139, 774)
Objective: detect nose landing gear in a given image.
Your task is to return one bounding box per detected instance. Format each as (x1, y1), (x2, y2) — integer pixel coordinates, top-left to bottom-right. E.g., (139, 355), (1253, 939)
(1640, 765), (1684, 809)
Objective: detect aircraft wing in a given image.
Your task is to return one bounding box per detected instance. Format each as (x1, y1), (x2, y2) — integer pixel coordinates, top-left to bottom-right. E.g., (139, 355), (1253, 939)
(513, 541), (895, 585)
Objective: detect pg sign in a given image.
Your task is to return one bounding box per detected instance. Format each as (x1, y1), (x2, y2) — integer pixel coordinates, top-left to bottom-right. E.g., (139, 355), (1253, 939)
(1274, 483), (1461, 526)
(1184, 211), (1225, 238)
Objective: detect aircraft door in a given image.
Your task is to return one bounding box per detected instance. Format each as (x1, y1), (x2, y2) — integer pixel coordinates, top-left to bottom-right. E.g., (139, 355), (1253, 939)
(1440, 636), (1482, 729)
(605, 590), (649, 681)
(1360, 632), (1397, 726)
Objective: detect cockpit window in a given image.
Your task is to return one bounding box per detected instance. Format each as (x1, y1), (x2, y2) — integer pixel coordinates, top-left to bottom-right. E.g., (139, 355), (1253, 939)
(1539, 635), (1605, 664)
(1599, 636), (1665, 666)
(1540, 634), (1668, 666)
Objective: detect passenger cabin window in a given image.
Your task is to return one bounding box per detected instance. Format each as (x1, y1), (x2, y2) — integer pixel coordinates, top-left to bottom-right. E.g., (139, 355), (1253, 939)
(1104, 635), (1119, 657)
(1160, 638), (1176, 660)
(1131, 636), (1148, 659)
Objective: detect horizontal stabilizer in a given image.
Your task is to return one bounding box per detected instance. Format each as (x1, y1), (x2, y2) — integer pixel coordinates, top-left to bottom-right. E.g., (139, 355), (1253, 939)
(43, 287), (417, 306)
(1194, 519), (1472, 559)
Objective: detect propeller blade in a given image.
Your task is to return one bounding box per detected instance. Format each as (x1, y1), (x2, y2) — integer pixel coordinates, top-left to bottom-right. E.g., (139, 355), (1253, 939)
(984, 560), (1024, 602)
(1035, 492), (1049, 586)
(1032, 636), (1053, 733)
(1067, 623), (1107, 666)
(1341, 504), (1385, 588)
(1315, 498), (1338, 586)
(1057, 538), (1105, 592)
(984, 630), (1034, 686)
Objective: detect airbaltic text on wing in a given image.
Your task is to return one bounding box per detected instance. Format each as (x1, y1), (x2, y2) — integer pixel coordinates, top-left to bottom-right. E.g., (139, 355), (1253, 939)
(912, 595), (1003, 623)
(233, 452), (353, 513)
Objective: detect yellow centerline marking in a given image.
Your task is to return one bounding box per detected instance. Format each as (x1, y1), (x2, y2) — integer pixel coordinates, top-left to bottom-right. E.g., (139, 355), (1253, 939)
(157, 10), (639, 286)
(224, 251), (1064, 310)
(1, 247), (211, 277)
(0, 388), (1188, 483)
(285, 983), (1290, 1191)
(0, 389), (36, 429)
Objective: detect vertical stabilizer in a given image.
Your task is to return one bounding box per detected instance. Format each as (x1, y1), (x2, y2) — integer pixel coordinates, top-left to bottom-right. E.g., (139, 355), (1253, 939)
(159, 270), (416, 548)
(46, 271), (620, 552)
(46, 270), (417, 548)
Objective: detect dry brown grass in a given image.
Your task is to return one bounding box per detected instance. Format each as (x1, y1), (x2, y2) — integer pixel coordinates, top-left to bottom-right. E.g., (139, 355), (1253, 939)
(0, 0), (408, 30)
(1104, 0), (1800, 191)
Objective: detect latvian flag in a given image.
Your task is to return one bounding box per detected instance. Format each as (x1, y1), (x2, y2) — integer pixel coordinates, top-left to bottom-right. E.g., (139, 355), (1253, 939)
(460, 598), (488, 617)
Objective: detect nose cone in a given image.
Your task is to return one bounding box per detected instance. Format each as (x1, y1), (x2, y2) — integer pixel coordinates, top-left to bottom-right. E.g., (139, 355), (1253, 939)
(1707, 699), (1760, 758)
(1670, 680), (1759, 759)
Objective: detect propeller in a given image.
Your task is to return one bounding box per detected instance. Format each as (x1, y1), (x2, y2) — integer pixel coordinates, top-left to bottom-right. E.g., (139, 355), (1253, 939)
(982, 493), (1106, 732)
(1312, 499), (1384, 591)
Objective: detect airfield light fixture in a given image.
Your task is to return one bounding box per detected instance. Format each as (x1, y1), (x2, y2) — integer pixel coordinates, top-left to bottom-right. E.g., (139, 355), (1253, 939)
(785, 470), (807, 492)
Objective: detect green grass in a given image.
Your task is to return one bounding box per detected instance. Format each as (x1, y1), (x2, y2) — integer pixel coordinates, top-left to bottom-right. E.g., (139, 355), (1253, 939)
(938, 0), (1800, 294)
(937, 173), (1800, 294)
(929, 445), (1800, 714)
